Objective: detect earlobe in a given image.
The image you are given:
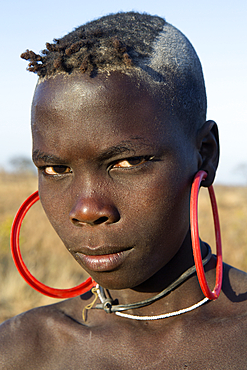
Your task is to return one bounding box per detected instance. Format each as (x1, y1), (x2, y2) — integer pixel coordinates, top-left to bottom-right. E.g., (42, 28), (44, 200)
(196, 120), (219, 187)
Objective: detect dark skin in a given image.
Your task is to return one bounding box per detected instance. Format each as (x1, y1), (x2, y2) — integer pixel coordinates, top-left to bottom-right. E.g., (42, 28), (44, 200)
(0, 71), (247, 369)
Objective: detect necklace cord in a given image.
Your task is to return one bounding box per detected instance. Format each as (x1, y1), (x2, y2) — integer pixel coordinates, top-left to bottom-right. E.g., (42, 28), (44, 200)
(95, 244), (212, 313)
(82, 287), (99, 322)
(114, 297), (209, 321)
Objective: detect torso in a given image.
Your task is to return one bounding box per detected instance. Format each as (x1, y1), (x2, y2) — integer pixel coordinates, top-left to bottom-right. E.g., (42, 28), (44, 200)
(1, 263), (247, 369)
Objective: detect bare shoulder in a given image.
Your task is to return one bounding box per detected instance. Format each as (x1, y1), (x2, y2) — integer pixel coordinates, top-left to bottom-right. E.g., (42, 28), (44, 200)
(191, 263), (247, 368)
(0, 293), (93, 369)
(206, 263), (247, 340)
(221, 262), (247, 309)
(209, 262), (247, 325)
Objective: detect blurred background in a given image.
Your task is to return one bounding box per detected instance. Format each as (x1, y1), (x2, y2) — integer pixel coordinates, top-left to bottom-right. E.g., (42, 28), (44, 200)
(0, 0), (246, 322)
(1, 0), (247, 184)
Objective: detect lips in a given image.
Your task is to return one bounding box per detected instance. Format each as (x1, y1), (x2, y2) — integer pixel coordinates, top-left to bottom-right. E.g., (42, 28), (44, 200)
(75, 248), (132, 272)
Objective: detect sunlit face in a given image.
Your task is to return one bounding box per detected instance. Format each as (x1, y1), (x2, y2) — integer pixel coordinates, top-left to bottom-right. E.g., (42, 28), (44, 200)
(31, 71), (198, 289)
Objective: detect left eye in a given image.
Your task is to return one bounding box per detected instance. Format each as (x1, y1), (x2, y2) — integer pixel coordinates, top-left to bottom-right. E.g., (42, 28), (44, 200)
(113, 156), (153, 168)
(44, 165), (71, 175)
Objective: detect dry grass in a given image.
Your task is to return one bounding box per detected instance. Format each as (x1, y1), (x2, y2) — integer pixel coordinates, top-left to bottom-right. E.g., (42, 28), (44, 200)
(199, 186), (247, 270)
(0, 171), (88, 323)
(0, 171), (247, 323)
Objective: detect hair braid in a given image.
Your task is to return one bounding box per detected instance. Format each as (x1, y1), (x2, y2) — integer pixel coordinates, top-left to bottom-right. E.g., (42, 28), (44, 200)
(22, 12), (207, 132)
(21, 12), (165, 77)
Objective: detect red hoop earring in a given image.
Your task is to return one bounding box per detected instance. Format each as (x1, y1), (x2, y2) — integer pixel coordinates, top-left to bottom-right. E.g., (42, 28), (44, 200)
(10, 191), (96, 298)
(190, 170), (223, 300)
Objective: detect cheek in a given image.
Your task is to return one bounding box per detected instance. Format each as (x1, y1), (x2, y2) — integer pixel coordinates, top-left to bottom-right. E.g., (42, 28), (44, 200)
(118, 171), (191, 241)
(38, 179), (72, 237)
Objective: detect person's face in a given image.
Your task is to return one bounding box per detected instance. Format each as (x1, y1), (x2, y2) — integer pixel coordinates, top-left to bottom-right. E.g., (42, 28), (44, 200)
(32, 72), (198, 290)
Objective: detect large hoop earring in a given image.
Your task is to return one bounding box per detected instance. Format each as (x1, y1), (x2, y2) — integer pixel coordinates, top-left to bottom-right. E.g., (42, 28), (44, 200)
(190, 170), (223, 300)
(10, 191), (96, 298)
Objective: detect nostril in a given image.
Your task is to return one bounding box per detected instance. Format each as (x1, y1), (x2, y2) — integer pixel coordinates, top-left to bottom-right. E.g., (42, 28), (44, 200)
(71, 216), (109, 226)
(94, 216), (109, 225)
(71, 218), (80, 226)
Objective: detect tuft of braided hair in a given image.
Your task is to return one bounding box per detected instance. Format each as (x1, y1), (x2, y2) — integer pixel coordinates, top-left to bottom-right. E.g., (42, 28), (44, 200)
(21, 12), (165, 77)
(21, 12), (207, 133)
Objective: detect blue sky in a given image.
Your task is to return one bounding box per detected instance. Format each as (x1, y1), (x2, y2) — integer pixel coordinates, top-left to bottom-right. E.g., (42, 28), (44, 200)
(1, 0), (246, 184)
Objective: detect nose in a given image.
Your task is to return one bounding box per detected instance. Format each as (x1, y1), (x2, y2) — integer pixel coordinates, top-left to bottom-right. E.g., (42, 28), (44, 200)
(69, 196), (120, 226)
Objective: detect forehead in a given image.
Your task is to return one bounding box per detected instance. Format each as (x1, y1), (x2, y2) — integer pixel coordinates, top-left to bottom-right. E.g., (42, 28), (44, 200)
(32, 71), (162, 120)
(31, 72), (184, 158)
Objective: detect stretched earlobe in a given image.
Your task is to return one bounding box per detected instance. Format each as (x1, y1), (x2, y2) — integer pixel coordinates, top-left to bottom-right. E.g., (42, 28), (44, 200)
(190, 170), (223, 299)
(10, 191), (96, 298)
(196, 120), (219, 187)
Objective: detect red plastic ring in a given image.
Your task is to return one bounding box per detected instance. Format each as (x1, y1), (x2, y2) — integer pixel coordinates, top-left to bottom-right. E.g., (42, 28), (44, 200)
(190, 171), (223, 300)
(10, 191), (96, 298)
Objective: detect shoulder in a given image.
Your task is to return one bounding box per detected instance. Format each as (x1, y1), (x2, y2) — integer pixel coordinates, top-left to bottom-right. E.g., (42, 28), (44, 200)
(0, 306), (61, 368)
(208, 263), (247, 330)
(202, 265), (247, 367)
(196, 263), (247, 335)
(0, 295), (90, 369)
(222, 262), (247, 306)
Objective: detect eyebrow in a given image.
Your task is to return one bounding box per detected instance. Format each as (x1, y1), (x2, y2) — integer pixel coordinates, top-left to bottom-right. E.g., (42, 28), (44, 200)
(32, 150), (65, 164)
(97, 138), (151, 161)
(32, 137), (152, 164)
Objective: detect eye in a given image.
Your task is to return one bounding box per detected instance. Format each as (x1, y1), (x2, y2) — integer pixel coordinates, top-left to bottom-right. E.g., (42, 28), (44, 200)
(43, 165), (72, 175)
(113, 156), (154, 168)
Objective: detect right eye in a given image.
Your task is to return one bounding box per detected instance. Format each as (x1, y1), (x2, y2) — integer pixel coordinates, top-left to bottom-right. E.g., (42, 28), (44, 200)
(112, 156), (154, 169)
(43, 165), (72, 175)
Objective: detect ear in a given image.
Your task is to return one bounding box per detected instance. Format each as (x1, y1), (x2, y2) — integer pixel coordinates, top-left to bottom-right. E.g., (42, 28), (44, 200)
(196, 120), (219, 187)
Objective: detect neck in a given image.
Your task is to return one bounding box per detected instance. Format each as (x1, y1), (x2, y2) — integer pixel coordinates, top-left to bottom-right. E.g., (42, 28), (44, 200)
(95, 234), (212, 316)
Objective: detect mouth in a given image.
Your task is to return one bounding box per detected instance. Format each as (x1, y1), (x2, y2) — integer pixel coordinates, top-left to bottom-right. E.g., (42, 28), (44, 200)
(75, 247), (133, 272)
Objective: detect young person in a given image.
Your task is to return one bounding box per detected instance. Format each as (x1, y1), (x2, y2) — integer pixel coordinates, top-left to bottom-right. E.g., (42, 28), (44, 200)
(0, 12), (246, 369)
